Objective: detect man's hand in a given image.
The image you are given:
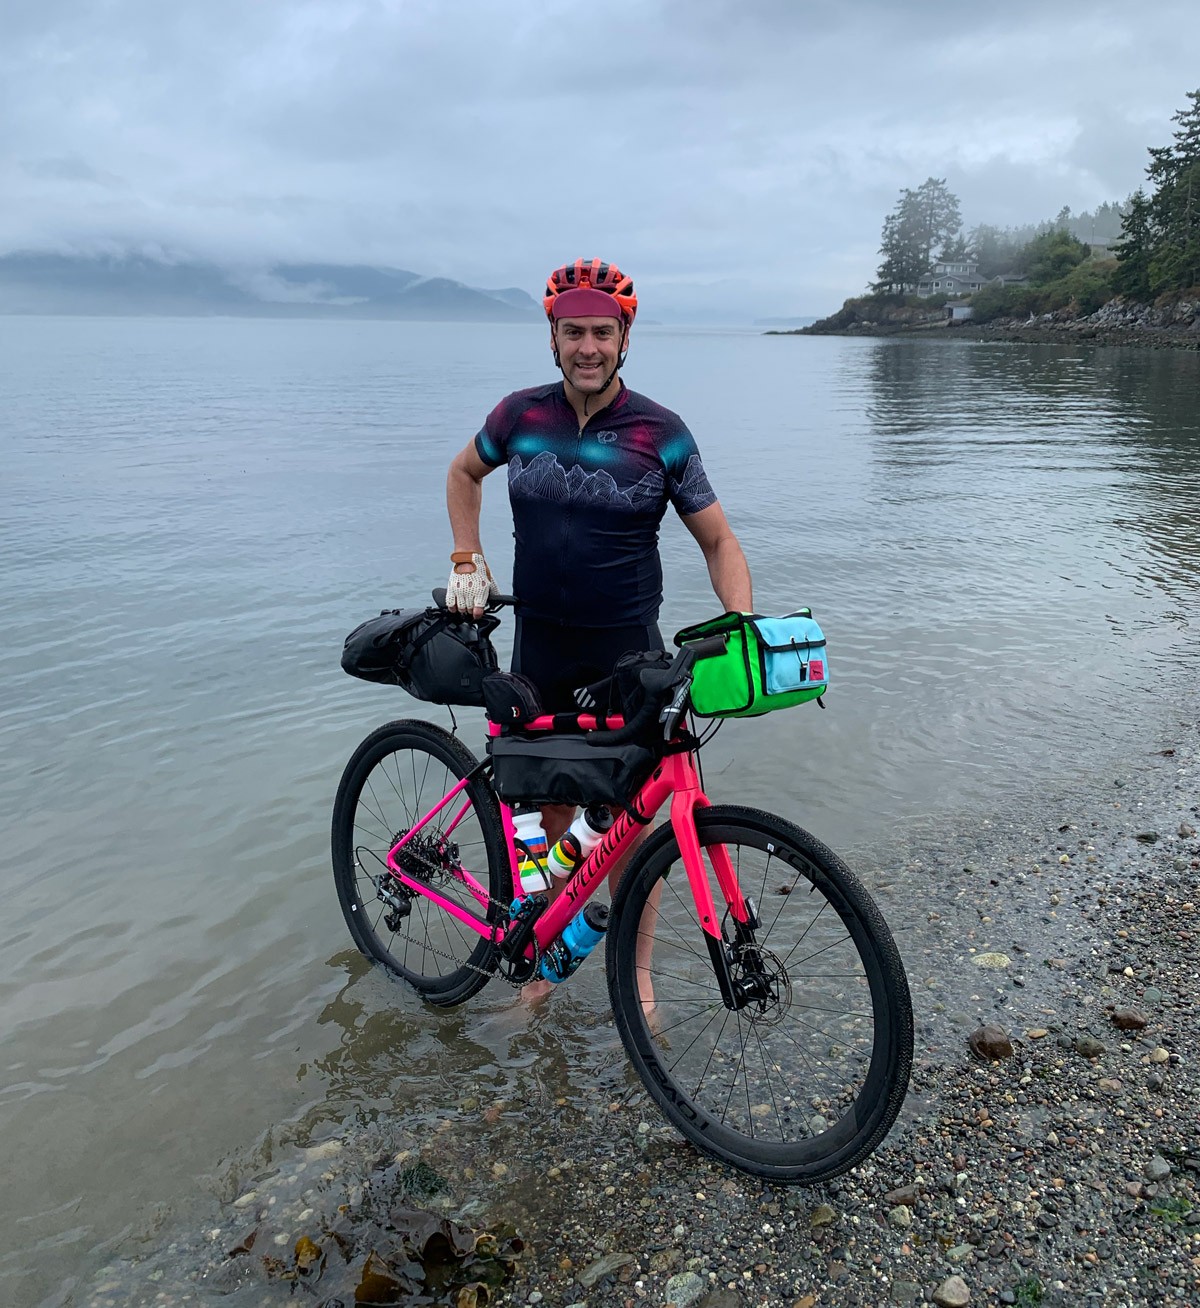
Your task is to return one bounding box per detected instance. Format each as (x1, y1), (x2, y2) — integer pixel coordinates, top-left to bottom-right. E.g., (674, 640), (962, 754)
(446, 552), (499, 618)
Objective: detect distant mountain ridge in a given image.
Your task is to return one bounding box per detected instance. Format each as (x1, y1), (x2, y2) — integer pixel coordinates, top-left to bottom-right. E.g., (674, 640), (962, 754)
(0, 251), (542, 321)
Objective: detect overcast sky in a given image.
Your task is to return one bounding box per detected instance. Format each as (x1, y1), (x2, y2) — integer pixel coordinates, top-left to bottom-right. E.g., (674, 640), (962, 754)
(3, 0), (1198, 318)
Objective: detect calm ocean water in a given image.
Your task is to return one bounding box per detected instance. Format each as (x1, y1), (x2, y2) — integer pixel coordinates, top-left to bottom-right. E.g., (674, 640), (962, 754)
(2, 317), (1199, 1304)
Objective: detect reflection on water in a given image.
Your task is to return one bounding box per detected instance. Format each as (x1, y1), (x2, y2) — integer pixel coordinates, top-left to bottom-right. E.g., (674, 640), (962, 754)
(2, 320), (1199, 1304)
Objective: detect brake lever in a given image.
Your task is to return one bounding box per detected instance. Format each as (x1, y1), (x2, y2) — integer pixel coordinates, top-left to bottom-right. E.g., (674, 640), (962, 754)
(659, 678), (691, 740)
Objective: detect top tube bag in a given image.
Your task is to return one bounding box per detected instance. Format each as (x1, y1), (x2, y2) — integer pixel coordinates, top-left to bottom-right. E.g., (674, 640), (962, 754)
(675, 609), (828, 718)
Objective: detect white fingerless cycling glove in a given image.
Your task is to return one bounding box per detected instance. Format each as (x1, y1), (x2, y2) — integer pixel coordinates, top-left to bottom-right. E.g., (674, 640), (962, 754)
(446, 551), (499, 613)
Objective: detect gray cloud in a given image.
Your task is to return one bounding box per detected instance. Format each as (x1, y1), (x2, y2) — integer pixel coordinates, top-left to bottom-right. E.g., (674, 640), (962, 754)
(2, 0), (1198, 317)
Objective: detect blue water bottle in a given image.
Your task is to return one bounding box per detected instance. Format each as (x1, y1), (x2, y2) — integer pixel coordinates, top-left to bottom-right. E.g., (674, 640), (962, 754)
(539, 902), (610, 983)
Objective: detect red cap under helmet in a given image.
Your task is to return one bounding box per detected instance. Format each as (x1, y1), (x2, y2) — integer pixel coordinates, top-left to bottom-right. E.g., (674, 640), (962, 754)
(544, 258), (638, 325)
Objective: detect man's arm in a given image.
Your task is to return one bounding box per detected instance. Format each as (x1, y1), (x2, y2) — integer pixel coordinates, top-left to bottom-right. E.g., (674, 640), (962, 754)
(446, 442), (498, 615)
(681, 501), (753, 613)
(447, 441), (495, 554)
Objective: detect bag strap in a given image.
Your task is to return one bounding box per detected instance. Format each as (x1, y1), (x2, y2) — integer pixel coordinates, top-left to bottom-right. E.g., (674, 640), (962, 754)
(395, 612), (448, 670)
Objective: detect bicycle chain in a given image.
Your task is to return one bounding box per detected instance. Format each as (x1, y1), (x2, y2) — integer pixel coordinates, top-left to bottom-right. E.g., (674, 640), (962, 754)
(360, 842), (536, 989)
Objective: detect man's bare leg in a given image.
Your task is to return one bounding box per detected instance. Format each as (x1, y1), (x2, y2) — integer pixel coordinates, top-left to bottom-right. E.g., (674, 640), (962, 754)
(518, 803), (576, 1004)
(607, 826), (658, 1017)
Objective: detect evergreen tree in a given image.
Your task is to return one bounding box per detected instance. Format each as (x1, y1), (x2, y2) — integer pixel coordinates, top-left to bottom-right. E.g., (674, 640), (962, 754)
(912, 177), (963, 267)
(1116, 88), (1200, 295)
(1113, 189), (1156, 298)
(872, 178), (963, 292)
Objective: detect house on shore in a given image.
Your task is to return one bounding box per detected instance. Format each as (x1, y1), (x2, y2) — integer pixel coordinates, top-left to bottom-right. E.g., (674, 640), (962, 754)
(916, 260), (987, 297)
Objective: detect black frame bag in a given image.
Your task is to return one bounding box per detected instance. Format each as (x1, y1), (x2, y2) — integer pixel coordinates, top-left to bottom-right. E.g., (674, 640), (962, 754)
(341, 607), (499, 706)
(486, 732), (655, 810)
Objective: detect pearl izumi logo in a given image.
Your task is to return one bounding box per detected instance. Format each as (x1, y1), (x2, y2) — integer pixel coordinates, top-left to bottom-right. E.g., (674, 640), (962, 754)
(595, 430), (618, 443)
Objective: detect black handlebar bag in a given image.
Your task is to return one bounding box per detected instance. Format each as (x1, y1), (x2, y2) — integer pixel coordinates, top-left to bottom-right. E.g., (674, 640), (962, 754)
(341, 608), (500, 706)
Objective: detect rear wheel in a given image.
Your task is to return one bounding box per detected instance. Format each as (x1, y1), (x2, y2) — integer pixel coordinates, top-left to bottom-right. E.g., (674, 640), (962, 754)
(332, 720), (510, 1006)
(607, 804), (912, 1182)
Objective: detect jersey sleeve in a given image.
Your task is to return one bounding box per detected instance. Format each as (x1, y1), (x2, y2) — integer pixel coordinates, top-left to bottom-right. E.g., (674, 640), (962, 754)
(473, 398), (512, 468)
(662, 427), (718, 517)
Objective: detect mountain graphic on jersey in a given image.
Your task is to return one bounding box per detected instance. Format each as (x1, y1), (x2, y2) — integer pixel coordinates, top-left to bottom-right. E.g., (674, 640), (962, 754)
(671, 455), (715, 511)
(508, 452), (664, 511)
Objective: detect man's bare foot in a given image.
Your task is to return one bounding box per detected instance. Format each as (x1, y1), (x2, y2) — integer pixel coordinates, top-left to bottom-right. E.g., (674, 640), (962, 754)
(521, 978), (553, 1004)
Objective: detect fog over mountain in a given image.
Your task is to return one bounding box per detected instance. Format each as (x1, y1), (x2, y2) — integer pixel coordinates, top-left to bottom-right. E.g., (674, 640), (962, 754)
(4, 1), (1200, 317)
(0, 252), (540, 320)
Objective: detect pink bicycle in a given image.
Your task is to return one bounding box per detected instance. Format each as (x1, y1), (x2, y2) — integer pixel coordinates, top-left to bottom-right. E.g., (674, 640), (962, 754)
(332, 602), (912, 1183)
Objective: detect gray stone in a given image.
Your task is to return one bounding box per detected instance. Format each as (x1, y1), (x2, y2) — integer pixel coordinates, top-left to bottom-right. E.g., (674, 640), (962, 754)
(577, 1252), (635, 1288)
(810, 1203), (837, 1228)
(1145, 1154), (1172, 1182)
(932, 1274), (971, 1307)
(888, 1204), (913, 1228)
(891, 1281), (921, 1305)
(885, 1183), (921, 1206)
(1110, 1008), (1148, 1031)
(663, 1270), (706, 1307)
(1143, 987), (1164, 1005)
(1074, 1036), (1105, 1059)
(1134, 831), (1159, 844)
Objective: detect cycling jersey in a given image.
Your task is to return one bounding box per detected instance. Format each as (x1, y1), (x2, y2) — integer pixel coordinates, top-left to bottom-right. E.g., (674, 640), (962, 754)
(474, 382), (717, 626)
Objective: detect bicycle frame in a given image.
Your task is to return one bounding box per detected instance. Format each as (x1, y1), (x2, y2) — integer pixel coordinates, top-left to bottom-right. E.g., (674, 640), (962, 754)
(383, 715), (756, 993)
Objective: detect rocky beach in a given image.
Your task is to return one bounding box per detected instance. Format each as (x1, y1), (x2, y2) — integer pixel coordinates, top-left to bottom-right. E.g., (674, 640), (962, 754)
(78, 697), (1200, 1308)
(790, 297), (1200, 351)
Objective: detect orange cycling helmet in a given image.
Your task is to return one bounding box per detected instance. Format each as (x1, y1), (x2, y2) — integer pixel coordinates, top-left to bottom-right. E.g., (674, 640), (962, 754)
(543, 258), (638, 326)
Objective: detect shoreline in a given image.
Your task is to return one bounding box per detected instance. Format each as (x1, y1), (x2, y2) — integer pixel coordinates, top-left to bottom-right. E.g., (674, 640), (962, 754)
(782, 321), (1200, 351)
(783, 295), (1200, 351)
(81, 710), (1200, 1308)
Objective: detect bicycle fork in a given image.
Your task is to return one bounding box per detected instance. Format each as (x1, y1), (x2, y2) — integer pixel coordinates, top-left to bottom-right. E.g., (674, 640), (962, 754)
(669, 771), (768, 1014)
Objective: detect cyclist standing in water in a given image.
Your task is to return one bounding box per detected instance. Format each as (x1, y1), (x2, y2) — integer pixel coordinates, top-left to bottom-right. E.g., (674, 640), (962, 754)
(444, 258), (753, 993)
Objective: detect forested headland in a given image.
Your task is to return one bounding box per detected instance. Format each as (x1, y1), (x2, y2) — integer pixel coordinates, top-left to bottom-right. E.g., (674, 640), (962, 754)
(796, 89), (1200, 347)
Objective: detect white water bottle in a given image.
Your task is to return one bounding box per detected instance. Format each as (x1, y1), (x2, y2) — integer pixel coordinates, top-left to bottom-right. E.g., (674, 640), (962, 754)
(547, 805), (614, 879)
(512, 805), (551, 893)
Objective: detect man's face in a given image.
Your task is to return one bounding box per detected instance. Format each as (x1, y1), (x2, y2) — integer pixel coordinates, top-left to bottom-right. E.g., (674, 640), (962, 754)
(552, 315), (626, 393)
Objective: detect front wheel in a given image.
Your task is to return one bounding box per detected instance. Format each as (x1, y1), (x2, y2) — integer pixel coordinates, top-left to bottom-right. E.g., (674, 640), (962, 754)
(607, 804), (913, 1183)
(332, 719), (510, 1006)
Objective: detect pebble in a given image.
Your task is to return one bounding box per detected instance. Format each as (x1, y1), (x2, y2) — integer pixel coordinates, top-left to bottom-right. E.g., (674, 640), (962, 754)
(302, 1140), (342, 1161)
(932, 1274), (971, 1307)
(971, 952), (1011, 970)
(1074, 1036), (1105, 1059)
(1110, 1007), (1148, 1030)
(968, 1024), (1013, 1060)
(888, 1204), (913, 1228)
(663, 1270), (705, 1306)
(1145, 1154), (1172, 1181)
(1149, 1046), (1170, 1064)
(577, 1252), (635, 1288)
(810, 1203), (837, 1228)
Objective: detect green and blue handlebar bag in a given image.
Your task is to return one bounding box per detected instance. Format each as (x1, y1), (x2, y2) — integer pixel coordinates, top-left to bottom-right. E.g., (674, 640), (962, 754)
(674, 609), (828, 718)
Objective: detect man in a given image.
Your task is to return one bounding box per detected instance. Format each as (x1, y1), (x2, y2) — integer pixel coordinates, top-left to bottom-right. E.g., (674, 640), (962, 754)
(445, 258), (751, 1001)
(445, 256), (752, 697)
